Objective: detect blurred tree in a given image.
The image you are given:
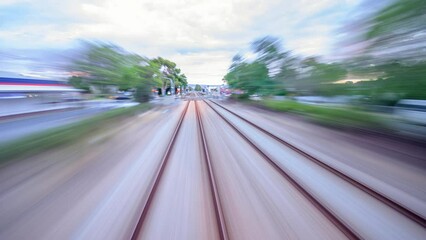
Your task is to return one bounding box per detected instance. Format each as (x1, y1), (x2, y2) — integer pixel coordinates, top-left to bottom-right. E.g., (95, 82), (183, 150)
(68, 41), (187, 102)
(225, 61), (272, 95)
(365, 0), (426, 62)
(68, 76), (90, 92)
(272, 52), (300, 95)
(252, 36), (304, 95)
(117, 65), (140, 91)
(229, 54), (244, 71)
(133, 61), (163, 102)
(306, 60), (347, 95)
(224, 36), (285, 95)
(195, 84), (202, 91)
(171, 68), (188, 92)
(251, 36), (283, 66)
(302, 59), (347, 84)
(339, 0), (426, 102)
(71, 42), (132, 93)
(224, 35), (351, 96)
(151, 57), (187, 95)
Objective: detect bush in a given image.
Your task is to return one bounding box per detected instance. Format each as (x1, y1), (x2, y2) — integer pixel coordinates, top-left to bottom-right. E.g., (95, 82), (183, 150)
(261, 99), (384, 128)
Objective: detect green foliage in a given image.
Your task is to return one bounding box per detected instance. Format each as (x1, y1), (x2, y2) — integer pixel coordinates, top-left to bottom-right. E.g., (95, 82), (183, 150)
(251, 36), (284, 65)
(117, 65), (141, 91)
(262, 99), (384, 128)
(366, 0), (425, 43)
(230, 93), (250, 100)
(338, 0), (426, 102)
(302, 59), (347, 84)
(225, 61), (272, 95)
(224, 0), (426, 102)
(344, 61), (426, 104)
(71, 42), (134, 91)
(374, 61), (426, 100)
(296, 59), (348, 95)
(224, 36), (348, 96)
(134, 61), (163, 102)
(68, 76), (90, 92)
(68, 41), (187, 101)
(151, 57), (188, 95)
(229, 54), (244, 70)
(195, 84), (202, 91)
(134, 84), (152, 103)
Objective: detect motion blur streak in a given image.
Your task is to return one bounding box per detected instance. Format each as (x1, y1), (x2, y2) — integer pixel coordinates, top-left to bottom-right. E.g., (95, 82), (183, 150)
(1, 95), (425, 239)
(1, 0), (426, 239)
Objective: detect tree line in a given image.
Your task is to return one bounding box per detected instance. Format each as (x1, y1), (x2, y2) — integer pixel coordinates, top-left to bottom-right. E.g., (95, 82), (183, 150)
(224, 0), (426, 105)
(225, 37), (347, 97)
(68, 41), (187, 102)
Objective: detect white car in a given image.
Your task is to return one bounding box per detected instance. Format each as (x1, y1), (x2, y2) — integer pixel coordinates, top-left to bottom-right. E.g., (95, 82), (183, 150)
(394, 99), (426, 124)
(393, 99), (426, 138)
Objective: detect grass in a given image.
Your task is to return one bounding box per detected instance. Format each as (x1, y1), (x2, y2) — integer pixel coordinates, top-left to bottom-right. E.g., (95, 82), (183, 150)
(260, 99), (385, 129)
(0, 103), (151, 164)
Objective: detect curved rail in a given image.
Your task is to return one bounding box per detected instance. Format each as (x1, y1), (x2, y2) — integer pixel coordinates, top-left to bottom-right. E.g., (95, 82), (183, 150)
(131, 101), (190, 240)
(206, 99), (426, 227)
(194, 100), (229, 240)
(202, 100), (360, 240)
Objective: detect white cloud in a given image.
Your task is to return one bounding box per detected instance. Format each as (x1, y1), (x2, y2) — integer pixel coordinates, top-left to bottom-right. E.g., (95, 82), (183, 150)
(0, 0), (362, 84)
(0, 0), (28, 5)
(169, 51), (233, 85)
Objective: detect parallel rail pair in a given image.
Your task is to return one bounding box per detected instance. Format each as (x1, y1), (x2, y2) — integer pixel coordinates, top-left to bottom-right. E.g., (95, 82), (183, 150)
(131, 100), (228, 240)
(131, 97), (425, 239)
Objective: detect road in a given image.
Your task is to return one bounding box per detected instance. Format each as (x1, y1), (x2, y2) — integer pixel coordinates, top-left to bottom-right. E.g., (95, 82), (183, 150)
(0, 100), (140, 144)
(0, 108), (109, 144)
(0, 96), (425, 239)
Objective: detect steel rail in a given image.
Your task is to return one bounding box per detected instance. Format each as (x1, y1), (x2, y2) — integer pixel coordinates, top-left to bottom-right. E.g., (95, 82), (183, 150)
(207, 99), (426, 227)
(203, 99), (360, 240)
(194, 100), (230, 240)
(131, 100), (190, 240)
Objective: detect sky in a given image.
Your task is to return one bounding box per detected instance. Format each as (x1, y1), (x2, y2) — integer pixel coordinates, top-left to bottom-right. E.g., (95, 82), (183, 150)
(0, 0), (364, 85)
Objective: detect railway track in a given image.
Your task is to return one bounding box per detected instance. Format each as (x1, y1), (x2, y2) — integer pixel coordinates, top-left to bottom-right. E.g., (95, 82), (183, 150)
(2, 94), (423, 239)
(204, 99), (426, 228)
(131, 99), (228, 240)
(130, 100), (190, 240)
(194, 100), (229, 240)
(201, 99), (360, 239)
(130, 96), (423, 239)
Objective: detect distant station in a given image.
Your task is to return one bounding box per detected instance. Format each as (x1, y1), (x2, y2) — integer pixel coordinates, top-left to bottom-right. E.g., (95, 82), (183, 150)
(0, 72), (83, 117)
(0, 72), (78, 94)
(186, 84), (230, 94)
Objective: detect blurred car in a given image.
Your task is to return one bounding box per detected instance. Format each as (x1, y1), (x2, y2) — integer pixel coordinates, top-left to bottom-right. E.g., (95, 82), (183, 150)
(394, 100), (426, 124)
(393, 99), (426, 138)
(114, 95), (132, 100)
(249, 94), (262, 101)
